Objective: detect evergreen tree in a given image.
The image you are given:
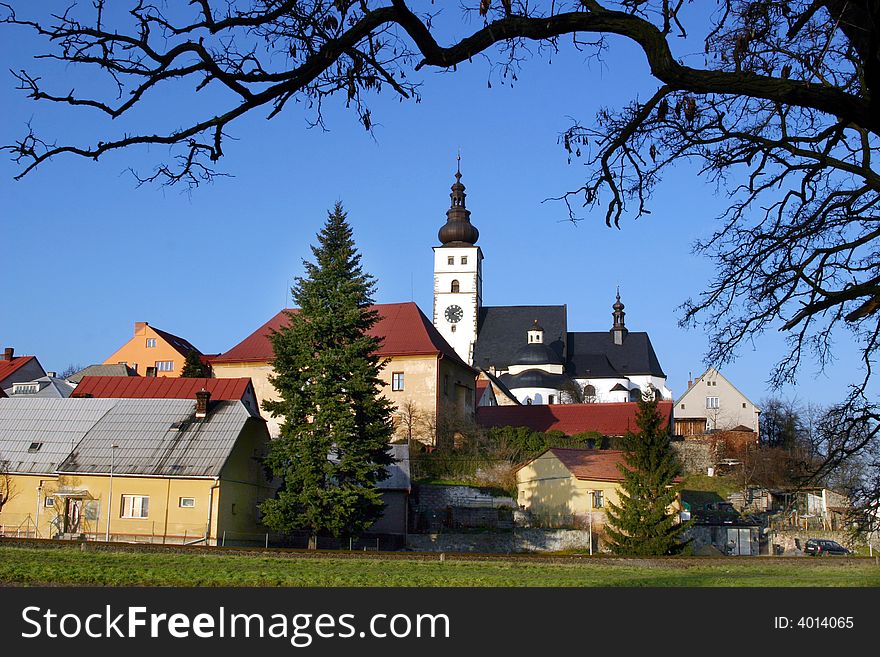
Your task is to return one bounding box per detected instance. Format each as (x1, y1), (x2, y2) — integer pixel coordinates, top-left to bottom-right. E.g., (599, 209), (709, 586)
(180, 350), (206, 378)
(605, 390), (688, 555)
(260, 202), (394, 541)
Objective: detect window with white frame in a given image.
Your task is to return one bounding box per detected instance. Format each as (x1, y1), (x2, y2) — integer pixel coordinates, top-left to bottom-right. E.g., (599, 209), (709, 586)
(706, 396), (720, 409)
(155, 360), (174, 372)
(592, 490), (604, 508)
(121, 495), (149, 518)
(392, 372), (405, 391)
(44, 496), (55, 508)
(145, 338), (157, 348)
(447, 256), (454, 265)
(179, 497), (195, 508)
(461, 256), (468, 265)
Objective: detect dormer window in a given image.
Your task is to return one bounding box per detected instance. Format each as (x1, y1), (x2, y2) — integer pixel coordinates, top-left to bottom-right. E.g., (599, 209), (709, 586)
(28, 442), (43, 452)
(13, 383), (39, 394)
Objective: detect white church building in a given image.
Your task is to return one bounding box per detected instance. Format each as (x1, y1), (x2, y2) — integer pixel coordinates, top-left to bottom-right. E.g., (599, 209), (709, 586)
(431, 163), (672, 406)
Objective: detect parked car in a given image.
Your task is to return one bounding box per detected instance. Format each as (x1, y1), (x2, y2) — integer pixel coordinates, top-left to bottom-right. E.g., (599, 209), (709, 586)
(803, 538), (851, 556)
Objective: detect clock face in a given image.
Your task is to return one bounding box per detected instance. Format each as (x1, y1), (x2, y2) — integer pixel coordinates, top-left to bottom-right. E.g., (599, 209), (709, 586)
(445, 305), (464, 323)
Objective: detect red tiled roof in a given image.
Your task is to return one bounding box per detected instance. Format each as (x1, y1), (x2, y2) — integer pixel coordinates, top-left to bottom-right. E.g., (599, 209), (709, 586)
(0, 356), (36, 384)
(72, 376), (253, 401)
(212, 302), (473, 370)
(477, 401), (673, 436)
(549, 449), (629, 482)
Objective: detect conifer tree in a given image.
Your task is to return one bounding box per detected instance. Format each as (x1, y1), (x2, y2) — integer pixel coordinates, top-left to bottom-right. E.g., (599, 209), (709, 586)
(179, 350), (206, 378)
(260, 202), (394, 541)
(605, 390), (688, 555)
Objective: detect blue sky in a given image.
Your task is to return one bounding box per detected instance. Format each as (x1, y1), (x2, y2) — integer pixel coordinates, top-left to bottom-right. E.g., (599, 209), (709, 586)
(0, 3), (864, 406)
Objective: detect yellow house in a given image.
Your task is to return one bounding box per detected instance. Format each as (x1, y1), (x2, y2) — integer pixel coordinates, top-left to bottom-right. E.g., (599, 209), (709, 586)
(516, 448), (628, 529)
(0, 395), (272, 545)
(517, 448), (683, 530)
(211, 302), (477, 445)
(103, 321), (203, 378)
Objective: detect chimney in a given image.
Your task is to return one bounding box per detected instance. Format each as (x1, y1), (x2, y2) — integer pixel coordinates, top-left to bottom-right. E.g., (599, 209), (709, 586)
(688, 371), (693, 388)
(134, 322), (148, 336)
(46, 371), (57, 378)
(195, 388), (211, 418)
(3, 347), (13, 361)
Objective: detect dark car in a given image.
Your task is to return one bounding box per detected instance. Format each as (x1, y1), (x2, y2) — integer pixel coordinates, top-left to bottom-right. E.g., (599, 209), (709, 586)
(804, 538), (851, 556)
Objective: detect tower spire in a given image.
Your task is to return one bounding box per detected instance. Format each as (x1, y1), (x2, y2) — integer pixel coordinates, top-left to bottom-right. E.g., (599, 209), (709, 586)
(611, 289), (627, 345)
(438, 156), (479, 246)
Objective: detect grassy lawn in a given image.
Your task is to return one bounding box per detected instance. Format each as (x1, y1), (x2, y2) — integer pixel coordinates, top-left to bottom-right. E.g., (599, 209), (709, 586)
(1, 546), (878, 586)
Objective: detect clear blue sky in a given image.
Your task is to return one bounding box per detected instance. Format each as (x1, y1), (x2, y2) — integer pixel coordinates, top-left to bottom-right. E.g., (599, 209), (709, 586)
(0, 3), (863, 406)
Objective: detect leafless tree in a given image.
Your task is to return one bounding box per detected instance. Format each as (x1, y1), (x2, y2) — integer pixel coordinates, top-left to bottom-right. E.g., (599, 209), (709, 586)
(4, 1), (880, 522)
(0, 458), (15, 514)
(393, 398), (424, 443)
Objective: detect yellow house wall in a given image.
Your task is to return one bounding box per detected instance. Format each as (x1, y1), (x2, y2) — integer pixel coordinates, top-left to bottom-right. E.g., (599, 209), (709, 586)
(0, 473), (60, 538)
(103, 324), (187, 377)
(515, 452), (621, 528)
(214, 356), (476, 446)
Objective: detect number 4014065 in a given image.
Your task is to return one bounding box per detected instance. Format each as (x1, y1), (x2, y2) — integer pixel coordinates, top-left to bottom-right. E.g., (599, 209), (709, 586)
(774, 617), (854, 629)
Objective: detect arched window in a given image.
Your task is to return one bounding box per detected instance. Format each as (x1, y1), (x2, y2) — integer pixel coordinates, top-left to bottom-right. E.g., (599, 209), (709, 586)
(451, 279), (460, 293)
(629, 388), (641, 402)
(584, 384), (596, 398)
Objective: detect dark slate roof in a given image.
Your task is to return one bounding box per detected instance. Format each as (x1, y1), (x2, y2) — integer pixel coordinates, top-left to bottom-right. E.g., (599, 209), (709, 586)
(499, 369), (573, 391)
(474, 305), (567, 371)
(481, 369), (520, 405)
(566, 331), (666, 378)
(511, 342), (564, 367)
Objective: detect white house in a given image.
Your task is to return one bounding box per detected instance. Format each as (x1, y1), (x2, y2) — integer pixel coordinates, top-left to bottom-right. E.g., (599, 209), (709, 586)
(674, 367), (760, 436)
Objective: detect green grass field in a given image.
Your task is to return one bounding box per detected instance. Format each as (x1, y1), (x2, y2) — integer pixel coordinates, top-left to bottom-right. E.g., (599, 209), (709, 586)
(1, 545), (879, 586)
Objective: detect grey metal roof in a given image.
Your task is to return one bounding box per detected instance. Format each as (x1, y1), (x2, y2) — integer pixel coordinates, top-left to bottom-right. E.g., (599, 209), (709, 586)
(500, 369), (573, 391)
(379, 443), (411, 491)
(67, 363), (137, 384)
(474, 306), (567, 371)
(3, 376), (76, 399)
(57, 399), (253, 478)
(0, 398), (117, 473)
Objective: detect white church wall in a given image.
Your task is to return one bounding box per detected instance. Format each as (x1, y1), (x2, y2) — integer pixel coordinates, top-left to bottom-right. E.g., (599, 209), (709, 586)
(513, 386), (562, 406)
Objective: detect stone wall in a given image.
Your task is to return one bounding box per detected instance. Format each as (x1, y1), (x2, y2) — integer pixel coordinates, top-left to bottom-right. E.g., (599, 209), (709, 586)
(412, 484), (517, 532)
(414, 484), (516, 511)
(672, 440), (715, 475)
(406, 528), (594, 553)
(768, 529), (855, 556)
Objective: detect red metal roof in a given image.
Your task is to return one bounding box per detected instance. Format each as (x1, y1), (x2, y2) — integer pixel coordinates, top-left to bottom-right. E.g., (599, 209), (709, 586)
(0, 356), (36, 384)
(477, 401), (673, 436)
(72, 376), (253, 401)
(212, 302), (473, 369)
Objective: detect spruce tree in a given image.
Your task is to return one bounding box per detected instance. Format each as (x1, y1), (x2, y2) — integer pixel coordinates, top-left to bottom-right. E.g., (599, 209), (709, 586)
(180, 350), (206, 378)
(604, 390), (689, 555)
(260, 202), (394, 541)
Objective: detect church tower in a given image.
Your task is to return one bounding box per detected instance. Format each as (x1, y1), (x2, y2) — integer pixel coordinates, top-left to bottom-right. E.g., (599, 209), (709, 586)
(433, 158), (482, 365)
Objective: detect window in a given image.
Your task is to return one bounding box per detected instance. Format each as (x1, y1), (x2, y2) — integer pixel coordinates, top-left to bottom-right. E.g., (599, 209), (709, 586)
(179, 497), (196, 508)
(443, 374), (449, 396)
(592, 490), (604, 508)
(392, 372), (405, 391)
(13, 383), (38, 394)
(28, 442), (43, 452)
(44, 496), (55, 508)
(548, 395), (556, 404)
(584, 384), (596, 398)
(706, 397), (719, 409)
(461, 256), (468, 265)
(231, 503), (237, 515)
(450, 325), (456, 332)
(155, 360), (174, 372)
(146, 366), (156, 377)
(145, 338), (157, 348)
(447, 256), (454, 265)
(121, 495), (149, 518)
(742, 403), (747, 408)
(680, 404), (686, 410)
(450, 279), (460, 293)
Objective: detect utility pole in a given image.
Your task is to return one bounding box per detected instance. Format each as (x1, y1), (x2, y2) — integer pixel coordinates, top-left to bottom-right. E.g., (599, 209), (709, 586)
(589, 491), (594, 556)
(105, 443), (118, 542)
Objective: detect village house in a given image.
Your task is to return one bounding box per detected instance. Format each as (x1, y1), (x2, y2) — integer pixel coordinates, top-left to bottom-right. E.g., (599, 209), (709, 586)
(210, 302), (477, 445)
(675, 367), (761, 437)
(103, 321), (205, 378)
(0, 347), (46, 390)
(0, 393), (272, 545)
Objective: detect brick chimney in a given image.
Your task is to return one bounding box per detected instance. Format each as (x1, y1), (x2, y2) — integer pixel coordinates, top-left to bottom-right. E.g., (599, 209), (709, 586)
(3, 347), (13, 361)
(195, 388), (211, 418)
(687, 371), (693, 388)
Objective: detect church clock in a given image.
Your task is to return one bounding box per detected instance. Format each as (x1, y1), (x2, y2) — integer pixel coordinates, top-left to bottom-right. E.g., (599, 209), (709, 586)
(445, 305), (463, 323)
